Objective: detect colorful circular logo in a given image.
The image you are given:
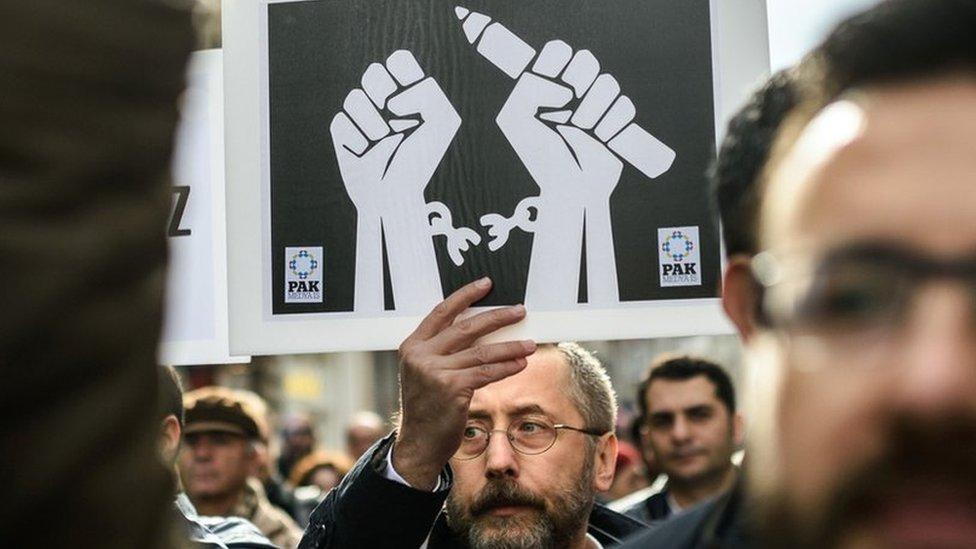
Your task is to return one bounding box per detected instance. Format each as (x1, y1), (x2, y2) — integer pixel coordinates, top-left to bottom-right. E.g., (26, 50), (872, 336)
(288, 249), (318, 280)
(661, 230), (695, 262)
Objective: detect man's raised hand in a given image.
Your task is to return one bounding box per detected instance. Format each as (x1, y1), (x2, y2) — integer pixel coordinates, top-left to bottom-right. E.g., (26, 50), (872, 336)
(392, 278), (536, 490)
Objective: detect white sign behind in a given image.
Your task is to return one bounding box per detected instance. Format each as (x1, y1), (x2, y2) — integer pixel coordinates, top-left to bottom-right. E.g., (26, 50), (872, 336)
(160, 49), (250, 366)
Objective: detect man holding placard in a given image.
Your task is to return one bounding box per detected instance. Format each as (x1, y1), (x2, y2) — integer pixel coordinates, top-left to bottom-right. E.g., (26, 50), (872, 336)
(299, 279), (644, 548)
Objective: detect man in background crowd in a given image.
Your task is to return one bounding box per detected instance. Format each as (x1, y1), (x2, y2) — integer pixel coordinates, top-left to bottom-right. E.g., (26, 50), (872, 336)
(624, 0), (976, 546)
(277, 413), (317, 481)
(623, 356), (742, 524)
(181, 387), (303, 548)
(344, 410), (387, 461)
(159, 367), (275, 548)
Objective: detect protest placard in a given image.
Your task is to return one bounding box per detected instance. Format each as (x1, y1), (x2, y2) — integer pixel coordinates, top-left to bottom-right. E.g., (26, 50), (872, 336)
(225, 0), (767, 354)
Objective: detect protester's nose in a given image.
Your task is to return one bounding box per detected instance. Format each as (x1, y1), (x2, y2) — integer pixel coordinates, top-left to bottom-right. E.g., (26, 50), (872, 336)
(671, 415), (692, 444)
(191, 438), (214, 461)
(894, 284), (976, 420)
(484, 431), (519, 480)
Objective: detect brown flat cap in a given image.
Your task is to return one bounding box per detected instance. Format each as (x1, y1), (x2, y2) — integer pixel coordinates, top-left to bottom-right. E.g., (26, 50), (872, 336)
(183, 386), (269, 442)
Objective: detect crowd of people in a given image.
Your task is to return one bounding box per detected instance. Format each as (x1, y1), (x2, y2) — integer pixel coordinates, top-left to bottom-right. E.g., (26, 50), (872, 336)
(3, 0), (975, 547)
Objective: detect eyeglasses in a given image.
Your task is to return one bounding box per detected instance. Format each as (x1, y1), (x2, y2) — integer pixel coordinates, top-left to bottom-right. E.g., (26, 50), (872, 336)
(454, 416), (607, 461)
(751, 243), (976, 345)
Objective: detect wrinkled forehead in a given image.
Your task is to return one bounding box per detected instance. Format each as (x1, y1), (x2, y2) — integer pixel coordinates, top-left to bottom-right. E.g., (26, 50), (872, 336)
(468, 347), (581, 423)
(762, 76), (976, 256)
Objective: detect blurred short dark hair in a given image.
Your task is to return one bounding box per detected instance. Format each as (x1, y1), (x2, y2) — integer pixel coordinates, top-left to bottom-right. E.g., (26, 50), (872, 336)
(711, 69), (800, 257)
(636, 355), (736, 424)
(158, 365), (184, 426)
(813, 0), (976, 103)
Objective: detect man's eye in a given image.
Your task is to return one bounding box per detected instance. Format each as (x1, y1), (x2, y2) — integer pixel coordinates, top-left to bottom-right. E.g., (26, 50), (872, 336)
(807, 284), (888, 322)
(462, 426), (484, 440)
(518, 421), (544, 434)
(687, 408), (713, 421)
(800, 264), (902, 327)
(649, 416), (672, 429)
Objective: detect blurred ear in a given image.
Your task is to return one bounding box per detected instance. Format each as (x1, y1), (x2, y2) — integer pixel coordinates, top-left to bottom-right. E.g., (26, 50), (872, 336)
(159, 415), (181, 464)
(722, 255), (761, 342)
(593, 433), (618, 492)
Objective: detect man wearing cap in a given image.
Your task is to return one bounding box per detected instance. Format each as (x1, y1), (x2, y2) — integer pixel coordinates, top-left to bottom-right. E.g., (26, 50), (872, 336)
(181, 387), (303, 549)
(159, 366), (276, 548)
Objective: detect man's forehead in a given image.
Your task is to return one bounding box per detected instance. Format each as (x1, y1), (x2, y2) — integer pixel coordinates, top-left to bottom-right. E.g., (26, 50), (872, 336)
(468, 348), (577, 419)
(646, 376), (721, 411)
(762, 76), (976, 254)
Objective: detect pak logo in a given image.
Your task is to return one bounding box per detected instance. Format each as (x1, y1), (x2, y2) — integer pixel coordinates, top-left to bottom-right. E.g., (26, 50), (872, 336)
(657, 227), (702, 287)
(285, 247), (323, 303)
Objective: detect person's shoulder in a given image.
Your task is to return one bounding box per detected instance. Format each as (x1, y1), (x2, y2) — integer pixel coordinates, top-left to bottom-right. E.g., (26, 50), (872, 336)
(587, 502), (649, 546)
(617, 498), (718, 549)
(198, 515), (279, 549)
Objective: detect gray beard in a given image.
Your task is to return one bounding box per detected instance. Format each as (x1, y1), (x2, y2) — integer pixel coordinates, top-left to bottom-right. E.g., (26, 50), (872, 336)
(445, 453), (595, 549)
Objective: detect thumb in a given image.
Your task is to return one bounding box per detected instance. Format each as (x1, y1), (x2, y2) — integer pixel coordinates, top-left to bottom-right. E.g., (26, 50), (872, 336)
(330, 112), (368, 173)
(509, 72), (574, 115)
(556, 124), (622, 174)
(362, 132), (405, 171)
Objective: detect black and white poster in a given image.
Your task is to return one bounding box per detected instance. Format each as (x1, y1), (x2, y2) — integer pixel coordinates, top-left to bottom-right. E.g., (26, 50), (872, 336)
(226, 0), (766, 354)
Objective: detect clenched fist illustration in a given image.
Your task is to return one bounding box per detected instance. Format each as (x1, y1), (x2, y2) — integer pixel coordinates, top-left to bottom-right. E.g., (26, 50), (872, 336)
(330, 50), (463, 313)
(496, 40), (629, 207)
(495, 41), (639, 307)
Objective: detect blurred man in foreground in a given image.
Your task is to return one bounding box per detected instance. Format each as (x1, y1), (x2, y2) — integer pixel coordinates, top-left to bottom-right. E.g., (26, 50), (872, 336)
(181, 387), (303, 548)
(745, 12), (976, 549)
(623, 356), (741, 524)
(626, 1), (976, 547)
(300, 279), (645, 548)
(0, 2), (194, 546)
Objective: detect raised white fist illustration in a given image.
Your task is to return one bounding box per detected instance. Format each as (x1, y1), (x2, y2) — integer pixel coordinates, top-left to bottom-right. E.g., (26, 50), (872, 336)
(497, 42), (628, 205)
(495, 42), (632, 308)
(330, 50), (468, 313)
(456, 8), (678, 309)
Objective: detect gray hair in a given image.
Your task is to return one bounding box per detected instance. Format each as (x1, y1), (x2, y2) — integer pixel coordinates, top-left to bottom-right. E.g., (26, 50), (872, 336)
(552, 342), (617, 434)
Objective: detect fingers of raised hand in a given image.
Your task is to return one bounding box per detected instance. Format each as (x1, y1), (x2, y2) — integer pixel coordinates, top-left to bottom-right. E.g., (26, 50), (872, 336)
(408, 278), (493, 342)
(428, 304), (526, 352)
(455, 340), (536, 370)
(457, 358), (531, 391)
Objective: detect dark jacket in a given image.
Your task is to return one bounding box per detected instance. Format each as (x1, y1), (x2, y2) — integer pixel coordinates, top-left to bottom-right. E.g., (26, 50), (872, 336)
(299, 434), (647, 548)
(618, 478), (752, 549)
(622, 490), (673, 525)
